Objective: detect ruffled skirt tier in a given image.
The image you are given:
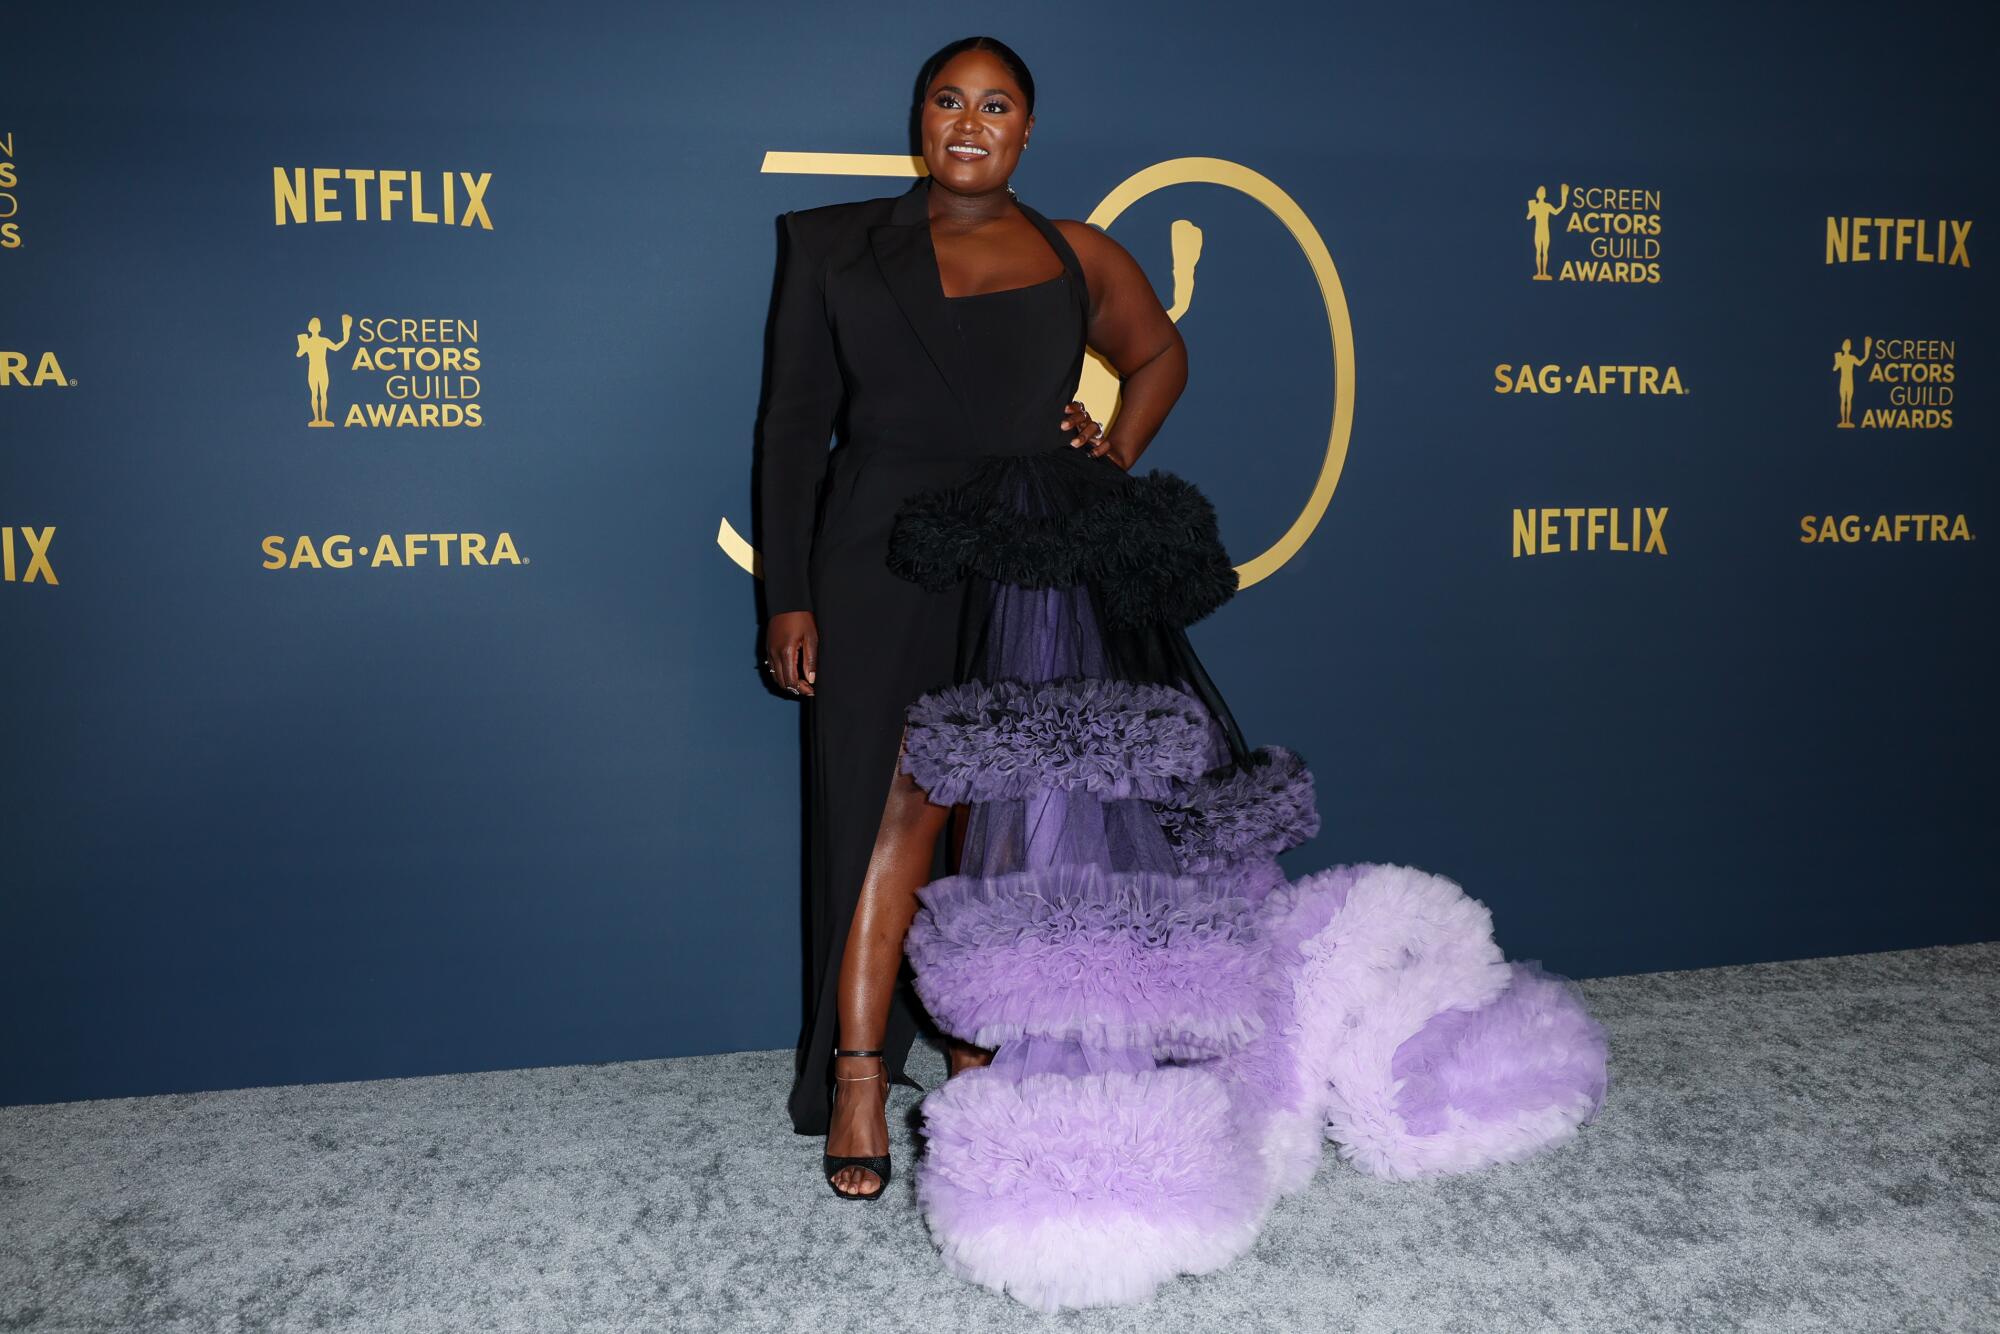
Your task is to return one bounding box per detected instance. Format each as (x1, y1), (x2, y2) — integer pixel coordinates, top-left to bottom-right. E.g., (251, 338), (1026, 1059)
(887, 447), (1610, 1312)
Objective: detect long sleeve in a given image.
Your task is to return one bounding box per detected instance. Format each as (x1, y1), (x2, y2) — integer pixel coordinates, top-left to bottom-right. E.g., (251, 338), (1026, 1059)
(755, 210), (844, 617)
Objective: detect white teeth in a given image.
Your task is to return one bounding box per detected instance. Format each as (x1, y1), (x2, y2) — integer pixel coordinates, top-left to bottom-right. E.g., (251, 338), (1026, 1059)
(948, 145), (988, 156)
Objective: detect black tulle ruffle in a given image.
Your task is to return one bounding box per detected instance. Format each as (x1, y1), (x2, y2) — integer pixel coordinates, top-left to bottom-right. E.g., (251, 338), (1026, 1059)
(886, 446), (1239, 630)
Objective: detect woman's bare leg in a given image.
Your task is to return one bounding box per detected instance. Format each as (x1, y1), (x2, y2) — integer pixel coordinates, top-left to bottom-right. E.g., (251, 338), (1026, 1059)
(941, 802), (994, 1080)
(827, 748), (953, 1196)
(944, 1039), (995, 1077)
(948, 800), (970, 867)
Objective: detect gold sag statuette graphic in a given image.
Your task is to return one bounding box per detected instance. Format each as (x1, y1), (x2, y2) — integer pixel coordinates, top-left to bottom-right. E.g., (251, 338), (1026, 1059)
(2, 525), (57, 584)
(1832, 336), (1955, 430)
(1525, 183), (1662, 284)
(1830, 336), (1868, 426)
(295, 315), (484, 429)
(298, 315), (352, 427)
(722, 152), (1355, 590)
(273, 169), (494, 228)
(1825, 216), (1971, 267)
(1798, 514), (1975, 544)
(260, 533), (526, 569)
(1512, 507), (1667, 557)
(1493, 364), (1686, 394)
(1, 130), (21, 250)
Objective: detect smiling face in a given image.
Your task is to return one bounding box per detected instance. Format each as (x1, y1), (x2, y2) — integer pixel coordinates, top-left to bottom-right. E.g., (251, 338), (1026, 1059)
(918, 48), (1033, 195)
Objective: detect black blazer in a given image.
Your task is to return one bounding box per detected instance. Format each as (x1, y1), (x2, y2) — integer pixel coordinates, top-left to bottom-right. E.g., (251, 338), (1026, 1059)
(753, 176), (1088, 616)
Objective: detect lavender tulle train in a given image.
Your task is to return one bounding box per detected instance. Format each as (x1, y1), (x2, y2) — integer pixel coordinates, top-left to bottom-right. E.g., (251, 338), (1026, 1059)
(887, 448), (1610, 1312)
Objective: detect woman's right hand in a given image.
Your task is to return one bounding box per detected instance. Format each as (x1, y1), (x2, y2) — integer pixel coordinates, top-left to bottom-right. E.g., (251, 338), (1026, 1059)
(764, 610), (818, 697)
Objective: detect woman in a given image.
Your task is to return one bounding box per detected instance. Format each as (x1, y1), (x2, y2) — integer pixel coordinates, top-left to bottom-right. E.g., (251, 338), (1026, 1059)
(758, 35), (1608, 1308)
(758, 35), (1193, 1196)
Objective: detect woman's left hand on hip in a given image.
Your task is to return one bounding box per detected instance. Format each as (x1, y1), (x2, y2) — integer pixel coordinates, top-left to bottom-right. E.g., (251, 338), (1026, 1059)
(1060, 400), (1114, 460)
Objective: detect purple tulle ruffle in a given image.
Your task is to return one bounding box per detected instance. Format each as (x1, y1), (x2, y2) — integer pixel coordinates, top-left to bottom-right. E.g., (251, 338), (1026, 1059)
(916, 1066), (1268, 1312)
(905, 863), (1269, 1058)
(1390, 958), (1612, 1137)
(901, 676), (1214, 804)
(1151, 745), (1321, 872)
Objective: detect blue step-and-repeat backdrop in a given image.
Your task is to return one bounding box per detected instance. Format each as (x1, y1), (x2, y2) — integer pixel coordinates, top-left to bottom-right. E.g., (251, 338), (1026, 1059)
(4, 1), (1994, 1105)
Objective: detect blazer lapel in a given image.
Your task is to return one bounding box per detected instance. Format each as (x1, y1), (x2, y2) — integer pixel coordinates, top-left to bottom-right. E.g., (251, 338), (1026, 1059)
(869, 177), (977, 434)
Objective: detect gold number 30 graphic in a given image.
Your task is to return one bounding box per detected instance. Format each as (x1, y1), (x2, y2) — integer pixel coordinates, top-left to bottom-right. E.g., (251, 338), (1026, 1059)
(718, 155), (1354, 591)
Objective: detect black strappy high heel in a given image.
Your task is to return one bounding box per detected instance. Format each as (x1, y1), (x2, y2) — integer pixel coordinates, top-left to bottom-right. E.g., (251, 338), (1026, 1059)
(823, 1046), (893, 1201)
(824, 1048), (896, 1208)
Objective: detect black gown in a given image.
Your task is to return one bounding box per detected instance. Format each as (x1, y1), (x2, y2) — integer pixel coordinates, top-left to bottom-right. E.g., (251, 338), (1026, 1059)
(758, 178), (1100, 1134)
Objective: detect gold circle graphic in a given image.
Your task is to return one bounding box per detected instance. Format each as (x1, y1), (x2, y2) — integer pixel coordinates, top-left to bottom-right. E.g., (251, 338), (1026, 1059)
(722, 156), (1353, 591)
(1087, 158), (1354, 588)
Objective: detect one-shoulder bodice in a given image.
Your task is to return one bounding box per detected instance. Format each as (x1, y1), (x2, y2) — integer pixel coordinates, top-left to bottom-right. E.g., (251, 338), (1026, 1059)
(944, 270), (1082, 458)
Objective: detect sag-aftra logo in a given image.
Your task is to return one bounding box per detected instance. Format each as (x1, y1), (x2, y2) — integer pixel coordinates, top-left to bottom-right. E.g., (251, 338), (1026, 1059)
(1494, 364), (1686, 395)
(1, 351), (71, 387)
(261, 532), (527, 569)
(1799, 514), (1975, 544)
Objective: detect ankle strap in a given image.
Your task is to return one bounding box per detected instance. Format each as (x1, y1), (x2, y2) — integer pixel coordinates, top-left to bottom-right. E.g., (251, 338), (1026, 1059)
(832, 1047), (884, 1059)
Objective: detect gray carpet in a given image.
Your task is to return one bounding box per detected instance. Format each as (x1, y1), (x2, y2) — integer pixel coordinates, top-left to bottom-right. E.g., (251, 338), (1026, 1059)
(3, 942), (1995, 1333)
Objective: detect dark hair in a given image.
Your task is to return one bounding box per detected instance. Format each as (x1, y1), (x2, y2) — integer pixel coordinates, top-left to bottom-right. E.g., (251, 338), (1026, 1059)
(914, 36), (1036, 115)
